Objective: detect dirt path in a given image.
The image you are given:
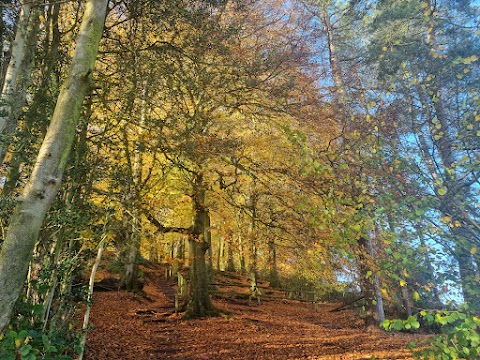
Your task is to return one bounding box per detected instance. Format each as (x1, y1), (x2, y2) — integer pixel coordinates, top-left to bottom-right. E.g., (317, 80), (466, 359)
(84, 266), (418, 360)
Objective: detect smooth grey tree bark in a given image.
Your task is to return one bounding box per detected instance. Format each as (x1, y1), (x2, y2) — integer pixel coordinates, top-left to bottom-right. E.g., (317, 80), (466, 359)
(0, 0), (41, 165)
(0, 0), (108, 332)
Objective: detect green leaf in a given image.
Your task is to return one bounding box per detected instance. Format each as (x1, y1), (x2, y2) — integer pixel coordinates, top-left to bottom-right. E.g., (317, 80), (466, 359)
(23, 354), (36, 360)
(18, 330), (29, 341)
(19, 344), (32, 357)
(392, 320), (404, 331)
(42, 334), (50, 349)
(32, 304), (43, 315)
(437, 188), (447, 196)
(436, 313), (448, 325)
(448, 312), (459, 322)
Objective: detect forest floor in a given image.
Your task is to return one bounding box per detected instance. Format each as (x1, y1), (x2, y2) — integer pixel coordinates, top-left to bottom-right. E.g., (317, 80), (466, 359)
(84, 264), (423, 360)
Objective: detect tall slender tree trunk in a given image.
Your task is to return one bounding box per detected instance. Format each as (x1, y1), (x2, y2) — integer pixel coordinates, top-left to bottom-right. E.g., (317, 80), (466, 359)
(0, 1), (40, 165)
(0, 0), (108, 332)
(122, 84), (147, 291)
(357, 236), (384, 331)
(226, 242), (235, 272)
(2, 3), (61, 196)
(418, 232), (442, 307)
(78, 238), (105, 360)
(422, 0), (479, 310)
(317, 3), (383, 327)
(247, 193), (258, 286)
(400, 280), (412, 317)
(217, 236), (224, 271)
(366, 232), (385, 324)
(268, 239), (281, 288)
(451, 227), (478, 308)
(319, 3), (344, 99)
(239, 235), (247, 274)
(417, 88), (478, 308)
(2, 138), (24, 196)
(204, 208), (214, 282)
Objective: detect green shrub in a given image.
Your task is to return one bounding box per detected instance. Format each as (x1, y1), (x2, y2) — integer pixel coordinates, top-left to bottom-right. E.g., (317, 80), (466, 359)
(382, 309), (480, 360)
(0, 295), (82, 359)
(0, 326), (80, 360)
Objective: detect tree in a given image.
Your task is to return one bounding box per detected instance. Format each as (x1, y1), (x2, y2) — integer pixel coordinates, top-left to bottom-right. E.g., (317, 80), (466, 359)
(366, 0), (480, 309)
(303, 0), (390, 329)
(0, 0), (108, 332)
(0, 0), (41, 165)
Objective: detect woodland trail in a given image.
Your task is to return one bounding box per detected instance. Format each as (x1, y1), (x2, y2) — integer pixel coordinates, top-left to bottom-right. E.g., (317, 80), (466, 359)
(84, 265), (420, 360)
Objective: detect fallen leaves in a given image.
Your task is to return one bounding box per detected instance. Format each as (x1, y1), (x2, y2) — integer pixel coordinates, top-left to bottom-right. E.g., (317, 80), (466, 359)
(84, 266), (420, 360)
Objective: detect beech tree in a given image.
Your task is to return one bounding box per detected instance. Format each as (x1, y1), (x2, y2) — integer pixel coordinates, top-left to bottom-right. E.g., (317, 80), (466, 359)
(0, 0), (40, 165)
(0, 0), (108, 332)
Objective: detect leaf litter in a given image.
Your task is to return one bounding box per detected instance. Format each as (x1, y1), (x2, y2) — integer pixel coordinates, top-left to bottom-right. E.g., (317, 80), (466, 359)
(84, 265), (421, 360)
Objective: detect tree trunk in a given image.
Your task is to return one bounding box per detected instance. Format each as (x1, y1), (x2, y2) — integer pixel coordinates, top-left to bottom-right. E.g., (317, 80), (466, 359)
(121, 83), (147, 291)
(239, 235), (247, 274)
(0, 1), (40, 164)
(226, 242), (235, 272)
(249, 239), (258, 288)
(149, 242), (158, 263)
(188, 238), (215, 316)
(0, 0), (108, 332)
(268, 239), (281, 288)
(2, 3), (62, 196)
(421, 1), (479, 310)
(2, 140), (24, 196)
(122, 230), (140, 291)
(357, 236), (384, 331)
(400, 280), (412, 317)
(416, 227), (442, 307)
(366, 233), (385, 324)
(319, 3), (344, 99)
(179, 237), (186, 260)
(452, 227), (478, 310)
(78, 239), (105, 360)
(204, 208), (214, 282)
(186, 174), (216, 316)
(248, 194), (258, 284)
(217, 236), (224, 271)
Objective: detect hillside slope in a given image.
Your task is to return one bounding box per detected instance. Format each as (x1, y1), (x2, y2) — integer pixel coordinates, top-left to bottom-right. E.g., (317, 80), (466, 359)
(84, 265), (419, 360)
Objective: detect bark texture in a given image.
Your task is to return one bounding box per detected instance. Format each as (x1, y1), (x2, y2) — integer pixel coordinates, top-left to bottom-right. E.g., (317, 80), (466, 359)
(0, 0), (108, 332)
(0, 1), (40, 164)
(187, 174), (215, 316)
